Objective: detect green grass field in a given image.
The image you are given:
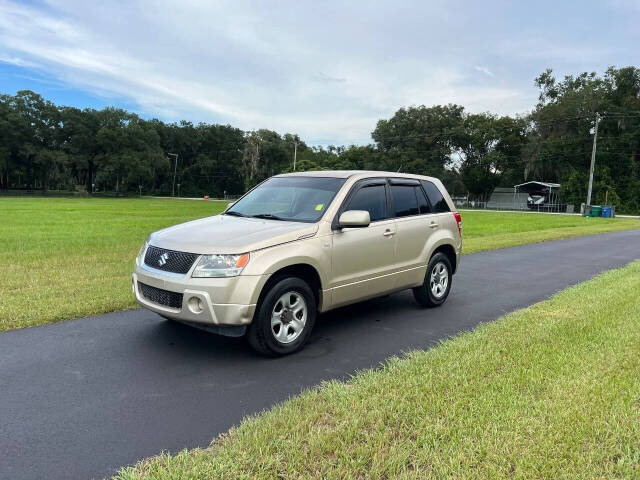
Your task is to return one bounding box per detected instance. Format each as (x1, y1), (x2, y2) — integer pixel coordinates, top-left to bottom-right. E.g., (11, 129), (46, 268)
(460, 209), (638, 253)
(0, 197), (637, 332)
(116, 261), (640, 480)
(0, 197), (227, 332)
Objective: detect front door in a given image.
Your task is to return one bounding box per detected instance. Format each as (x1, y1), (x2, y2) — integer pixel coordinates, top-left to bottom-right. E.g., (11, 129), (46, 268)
(330, 181), (397, 308)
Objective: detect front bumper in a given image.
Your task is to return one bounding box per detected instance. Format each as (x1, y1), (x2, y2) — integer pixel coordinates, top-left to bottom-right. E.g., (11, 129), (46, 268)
(133, 264), (267, 326)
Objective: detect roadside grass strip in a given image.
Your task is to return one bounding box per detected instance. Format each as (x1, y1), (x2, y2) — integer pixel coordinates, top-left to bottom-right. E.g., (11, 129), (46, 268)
(460, 209), (638, 253)
(116, 261), (640, 480)
(0, 197), (637, 332)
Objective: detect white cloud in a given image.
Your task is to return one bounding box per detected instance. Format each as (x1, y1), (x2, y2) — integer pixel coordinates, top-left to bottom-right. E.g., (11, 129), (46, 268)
(474, 66), (494, 77)
(0, 0), (630, 144)
(0, 55), (41, 68)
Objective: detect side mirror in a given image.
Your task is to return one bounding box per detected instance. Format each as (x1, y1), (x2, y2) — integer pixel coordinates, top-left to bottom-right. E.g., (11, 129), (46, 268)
(338, 210), (370, 228)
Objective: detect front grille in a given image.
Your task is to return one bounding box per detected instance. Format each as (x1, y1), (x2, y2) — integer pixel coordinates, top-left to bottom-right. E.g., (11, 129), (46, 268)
(144, 245), (199, 274)
(138, 282), (183, 309)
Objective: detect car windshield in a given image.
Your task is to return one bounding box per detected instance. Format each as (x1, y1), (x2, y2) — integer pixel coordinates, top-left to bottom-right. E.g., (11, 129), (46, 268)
(225, 176), (347, 223)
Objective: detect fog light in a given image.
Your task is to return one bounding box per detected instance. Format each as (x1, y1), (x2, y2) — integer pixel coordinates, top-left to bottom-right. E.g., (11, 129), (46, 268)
(188, 296), (203, 314)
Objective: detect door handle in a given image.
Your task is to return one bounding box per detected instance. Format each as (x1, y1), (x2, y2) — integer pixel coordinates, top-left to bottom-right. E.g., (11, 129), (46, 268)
(383, 229), (395, 237)
(429, 222), (439, 229)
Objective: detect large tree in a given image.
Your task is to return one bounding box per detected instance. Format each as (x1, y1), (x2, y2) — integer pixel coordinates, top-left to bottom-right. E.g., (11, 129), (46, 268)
(372, 104), (466, 176)
(457, 114), (526, 201)
(526, 67), (640, 210)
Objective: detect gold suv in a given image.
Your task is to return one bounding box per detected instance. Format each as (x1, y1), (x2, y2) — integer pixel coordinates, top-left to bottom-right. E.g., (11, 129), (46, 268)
(133, 171), (462, 355)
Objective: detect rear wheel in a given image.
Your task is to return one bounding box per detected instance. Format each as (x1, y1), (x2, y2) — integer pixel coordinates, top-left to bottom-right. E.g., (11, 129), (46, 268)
(247, 276), (316, 356)
(413, 252), (452, 307)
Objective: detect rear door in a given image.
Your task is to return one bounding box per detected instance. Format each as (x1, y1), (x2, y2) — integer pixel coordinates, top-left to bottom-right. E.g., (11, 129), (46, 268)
(420, 179), (453, 231)
(389, 179), (433, 287)
(330, 179), (397, 307)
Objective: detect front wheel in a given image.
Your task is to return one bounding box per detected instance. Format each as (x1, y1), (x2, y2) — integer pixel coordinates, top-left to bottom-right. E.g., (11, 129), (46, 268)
(247, 277), (317, 356)
(413, 252), (452, 307)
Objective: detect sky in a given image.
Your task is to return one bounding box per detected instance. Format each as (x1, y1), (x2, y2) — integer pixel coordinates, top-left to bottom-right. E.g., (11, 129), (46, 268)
(0, 0), (638, 145)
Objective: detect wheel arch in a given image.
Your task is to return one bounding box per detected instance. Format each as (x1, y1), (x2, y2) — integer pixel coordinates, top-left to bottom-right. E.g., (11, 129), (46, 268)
(431, 243), (458, 274)
(257, 263), (324, 311)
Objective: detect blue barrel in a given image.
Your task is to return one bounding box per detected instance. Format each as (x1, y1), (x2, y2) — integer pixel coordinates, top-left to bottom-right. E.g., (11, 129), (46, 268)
(601, 206), (612, 218)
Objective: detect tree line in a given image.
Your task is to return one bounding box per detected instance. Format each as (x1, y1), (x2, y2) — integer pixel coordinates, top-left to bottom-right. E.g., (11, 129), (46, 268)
(1, 66), (639, 211)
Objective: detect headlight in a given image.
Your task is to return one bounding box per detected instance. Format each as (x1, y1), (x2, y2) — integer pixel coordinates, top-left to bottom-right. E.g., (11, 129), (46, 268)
(192, 253), (249, 278)
(136, 240), (149, 266)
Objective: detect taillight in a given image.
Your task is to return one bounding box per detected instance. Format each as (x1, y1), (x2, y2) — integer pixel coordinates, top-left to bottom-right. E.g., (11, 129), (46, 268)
(453, 211), (462, 236)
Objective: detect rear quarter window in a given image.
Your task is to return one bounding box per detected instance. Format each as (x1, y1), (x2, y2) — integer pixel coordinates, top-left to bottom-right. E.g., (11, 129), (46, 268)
(421, 180), (450, 213)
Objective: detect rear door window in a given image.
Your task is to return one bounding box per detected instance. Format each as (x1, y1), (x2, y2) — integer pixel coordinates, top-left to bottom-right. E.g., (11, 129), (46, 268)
(415, 186), (430, 214)
(391, 185), (419, 218)
(421, 181), (450, 213)
(345, 185), (387, 222)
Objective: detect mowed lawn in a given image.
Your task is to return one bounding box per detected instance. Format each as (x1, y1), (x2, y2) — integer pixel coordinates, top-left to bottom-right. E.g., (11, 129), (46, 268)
(0, 197), (637, 332)
(461, 209), (638, 253)
(0, 197), (226, 332)
(117, 261), (640, 480)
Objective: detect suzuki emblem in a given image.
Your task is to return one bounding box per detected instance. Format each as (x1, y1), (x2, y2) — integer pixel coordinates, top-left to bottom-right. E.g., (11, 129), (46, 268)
(158, 252), (169, 266)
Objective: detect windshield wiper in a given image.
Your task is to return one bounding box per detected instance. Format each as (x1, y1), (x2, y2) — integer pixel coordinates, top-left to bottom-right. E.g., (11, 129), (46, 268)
(251, 213), (285, 221)
(224, 210), (248, 217)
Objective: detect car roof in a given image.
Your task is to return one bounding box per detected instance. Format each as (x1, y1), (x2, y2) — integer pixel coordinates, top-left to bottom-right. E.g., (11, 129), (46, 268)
(275, 170), (440, 182)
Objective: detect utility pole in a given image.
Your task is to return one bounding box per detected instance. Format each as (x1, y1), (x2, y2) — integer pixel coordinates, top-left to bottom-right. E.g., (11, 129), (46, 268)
(586, 113), (600, 206)
(293, 136), (298, 171)
(168, 153), (178, 197)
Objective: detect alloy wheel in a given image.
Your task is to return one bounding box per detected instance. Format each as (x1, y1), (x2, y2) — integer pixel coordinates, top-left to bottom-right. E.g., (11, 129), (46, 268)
(270, 291), (307, 344)
(430, 261), (449, 299)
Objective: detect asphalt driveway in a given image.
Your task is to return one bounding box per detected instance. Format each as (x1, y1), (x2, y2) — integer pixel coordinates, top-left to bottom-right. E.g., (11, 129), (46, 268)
(1, 229), (640, 479)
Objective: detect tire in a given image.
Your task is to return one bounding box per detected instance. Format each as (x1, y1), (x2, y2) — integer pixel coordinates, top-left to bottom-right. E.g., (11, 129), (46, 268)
(247, 276), (317, 356)
(412, 252), (453, 308)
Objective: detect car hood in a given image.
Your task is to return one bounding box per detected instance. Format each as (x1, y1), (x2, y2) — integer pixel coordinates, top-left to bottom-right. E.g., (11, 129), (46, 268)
(148, 214), (319, 254)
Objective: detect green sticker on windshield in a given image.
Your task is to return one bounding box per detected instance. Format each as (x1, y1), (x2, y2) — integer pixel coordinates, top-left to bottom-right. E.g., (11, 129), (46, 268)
(315, 203), (324, 211)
